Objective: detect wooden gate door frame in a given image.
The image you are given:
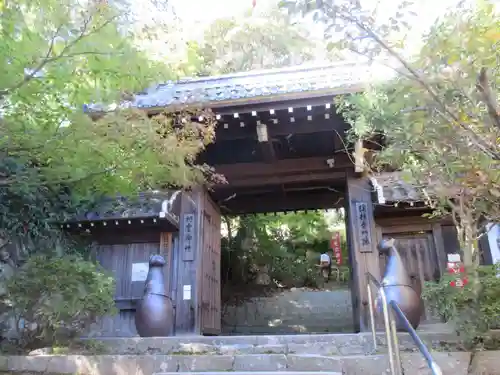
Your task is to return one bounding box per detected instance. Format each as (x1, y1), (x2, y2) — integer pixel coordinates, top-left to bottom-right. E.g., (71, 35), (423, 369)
(196, 189), (222, 335)
(380, 232), (440, 285)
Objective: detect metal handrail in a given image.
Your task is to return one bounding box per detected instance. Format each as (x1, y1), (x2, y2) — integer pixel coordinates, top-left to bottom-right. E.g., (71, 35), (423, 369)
(389, 301), (443, 375)
(366, 273), (398, 375)
(366, 272), (443, 375)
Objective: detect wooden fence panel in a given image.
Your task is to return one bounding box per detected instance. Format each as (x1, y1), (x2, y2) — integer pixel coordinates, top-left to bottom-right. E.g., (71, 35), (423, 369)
(90, 239), (166, 337)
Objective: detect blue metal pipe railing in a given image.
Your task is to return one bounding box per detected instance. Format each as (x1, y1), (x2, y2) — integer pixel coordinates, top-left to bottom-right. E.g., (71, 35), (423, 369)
(366, 272), (443, 375)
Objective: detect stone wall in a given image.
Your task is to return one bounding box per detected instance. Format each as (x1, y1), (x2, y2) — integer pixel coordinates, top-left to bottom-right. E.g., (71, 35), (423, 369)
(222, 286), (354, 335)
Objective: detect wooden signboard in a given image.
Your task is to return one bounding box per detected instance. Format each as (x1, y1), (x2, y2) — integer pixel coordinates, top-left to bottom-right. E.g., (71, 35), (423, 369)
(330, 231), (343, 265)
(355, 201), (373, 253)
(182, 213), (195, 261)
(447, 253), (468, 288)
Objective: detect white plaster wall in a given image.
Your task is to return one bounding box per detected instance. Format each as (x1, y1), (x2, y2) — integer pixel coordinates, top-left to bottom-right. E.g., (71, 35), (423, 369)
(487, 223), (500, 264)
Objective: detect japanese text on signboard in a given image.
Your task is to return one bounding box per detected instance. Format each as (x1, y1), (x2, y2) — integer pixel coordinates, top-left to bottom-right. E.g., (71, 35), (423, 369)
(355, 202), (372, 253)
(447, 253), (468, 288)
(182, 213), (195, 261)
(330, 232), (342, 265)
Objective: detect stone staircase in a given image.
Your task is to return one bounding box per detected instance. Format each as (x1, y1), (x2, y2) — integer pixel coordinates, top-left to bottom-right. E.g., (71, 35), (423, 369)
(0, 328), (478, 375)
(222, 287), (354, 335)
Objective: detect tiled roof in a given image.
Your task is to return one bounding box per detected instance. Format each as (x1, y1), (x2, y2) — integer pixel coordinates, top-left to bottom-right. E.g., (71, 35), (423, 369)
(371, 170), (468, 204)
(370, 172), (428, 204)
(85, 61), (394, 112)
(70, 190), (182, 224)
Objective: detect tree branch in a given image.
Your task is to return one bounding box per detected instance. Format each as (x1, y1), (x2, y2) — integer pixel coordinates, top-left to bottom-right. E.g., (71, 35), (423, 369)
(44, 50), (125, 64)
(0, 25), (63, 100)
(477, 67), (500, 130)
(335, 9), (500, 161)
(0, 167), (117, 188)
(0, 12), (119, 100)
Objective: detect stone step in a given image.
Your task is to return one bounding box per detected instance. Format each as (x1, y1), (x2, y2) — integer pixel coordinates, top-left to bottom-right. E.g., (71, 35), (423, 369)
(222, 322), (356, 335)
(156, 372), (342, 375)
(95, 330), (458, 356)
(0, 352), (471, 375)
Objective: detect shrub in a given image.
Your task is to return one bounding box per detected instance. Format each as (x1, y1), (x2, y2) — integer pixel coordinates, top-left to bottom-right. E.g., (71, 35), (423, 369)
(422, 264), (500, 349)
(269, 253), (321, 288)
(6, 255), (116, 348)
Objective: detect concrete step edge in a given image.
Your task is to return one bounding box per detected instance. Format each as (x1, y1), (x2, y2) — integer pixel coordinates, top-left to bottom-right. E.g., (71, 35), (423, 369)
(93, 329), (456, 342)
(12, 353), (441, 359)
(0, 351), (474, 375)
(93, 331), (458, 350)
(153, 373), (343, 375)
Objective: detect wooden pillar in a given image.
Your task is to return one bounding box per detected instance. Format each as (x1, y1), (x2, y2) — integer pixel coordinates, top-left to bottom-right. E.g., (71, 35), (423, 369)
(193, 188), (204, 335)
(160, 232), (173, 297)
(431, 223), (447, 275)
(193, 188), (222, 336)
(345, 176), (380, 332)
(173, 191), (199, 335)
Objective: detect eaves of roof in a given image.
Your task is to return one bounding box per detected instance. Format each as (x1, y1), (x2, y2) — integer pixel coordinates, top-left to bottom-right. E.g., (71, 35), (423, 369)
(85, 61), (395, 113)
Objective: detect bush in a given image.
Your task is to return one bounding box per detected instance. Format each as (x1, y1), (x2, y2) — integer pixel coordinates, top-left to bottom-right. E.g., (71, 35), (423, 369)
(422, 264), (500, 349)
(6, 255), (116, 348)
(268, 253), (321, 288)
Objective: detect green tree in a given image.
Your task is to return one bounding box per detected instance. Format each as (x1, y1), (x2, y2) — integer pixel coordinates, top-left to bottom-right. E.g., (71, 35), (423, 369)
(0, 0), (218, 346)
(186, 4), (322, 76)
(222, 211), (346, 291)
(284, 0), (499, 271)
(1, 0), (216, 195)
(0, 0), (218, 244)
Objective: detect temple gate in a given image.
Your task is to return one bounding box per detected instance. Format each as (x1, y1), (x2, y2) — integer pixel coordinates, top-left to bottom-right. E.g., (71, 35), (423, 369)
(67, 63), (462, 336)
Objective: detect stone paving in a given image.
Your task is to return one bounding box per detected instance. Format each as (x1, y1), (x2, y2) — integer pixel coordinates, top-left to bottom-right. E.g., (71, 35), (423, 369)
(222, 287), (354, 335)
(92, 328), (457, 355)
(0, 351), (473, 375)
(1, 328), (493, 375)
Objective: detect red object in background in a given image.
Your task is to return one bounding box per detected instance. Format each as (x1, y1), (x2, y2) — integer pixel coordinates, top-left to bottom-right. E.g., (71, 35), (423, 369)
(447, 261), (468, 288)
(252, 0), (257, 8)
(330, 232), (342, 266)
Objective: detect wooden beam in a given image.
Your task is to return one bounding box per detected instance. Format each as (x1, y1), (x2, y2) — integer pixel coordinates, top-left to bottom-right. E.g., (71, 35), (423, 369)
(217, 190), (344, 214)
(216, 116), (347, 141)
(375, 213), (452, 227)
(212, 95), (336, 116)
(215, 154), (353, 179)
(381, 223), (433, 233)
(213, 183), (345, 198)
(219, 170), (346, 188)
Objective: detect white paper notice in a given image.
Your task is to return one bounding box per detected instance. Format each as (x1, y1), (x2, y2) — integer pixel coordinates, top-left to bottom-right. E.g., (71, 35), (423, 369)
(183, 285), (192, 300)
(131, 262), (149, 282)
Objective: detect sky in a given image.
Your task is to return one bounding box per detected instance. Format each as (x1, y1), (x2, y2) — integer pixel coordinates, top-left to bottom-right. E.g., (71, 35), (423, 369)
(129, 0), (485, 71)
(168, 0), (457, 26)
(167, 0), (466, 39)
(170, 0), (253, 24)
